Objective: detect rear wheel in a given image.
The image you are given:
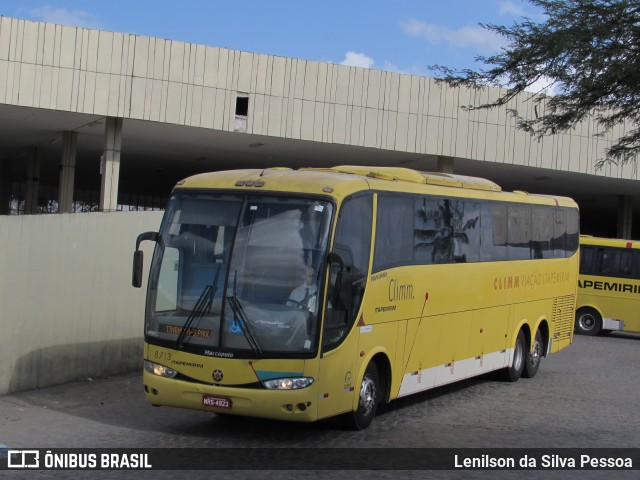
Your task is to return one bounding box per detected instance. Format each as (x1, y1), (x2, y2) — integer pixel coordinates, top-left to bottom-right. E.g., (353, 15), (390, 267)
(499, 330), (526, 382)
(346, 362), (379, 430)
(575, 307), (602, 336)
(523, 329), (543, 378)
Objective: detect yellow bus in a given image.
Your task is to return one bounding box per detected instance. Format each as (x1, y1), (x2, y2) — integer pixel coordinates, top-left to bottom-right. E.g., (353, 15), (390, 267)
(133, 166), (579, 429)
(575, 236), (640, 335)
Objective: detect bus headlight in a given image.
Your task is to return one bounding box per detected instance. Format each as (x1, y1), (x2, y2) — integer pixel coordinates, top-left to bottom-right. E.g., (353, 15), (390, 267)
(263, 377), (314, 390)
(144, 360), (178, 379)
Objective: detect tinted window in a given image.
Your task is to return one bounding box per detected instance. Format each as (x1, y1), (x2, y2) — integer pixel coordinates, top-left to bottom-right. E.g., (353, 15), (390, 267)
(453, 200), (481, 263)
(414, 196), (441, 264)
(373, 193), (577, 268)
(580, 246), (594, 274)
(565, 208), (580, 255)
(480, 202), (507, 261)
(598, 248), (620, 275)
(532, 205), (552, 259)
(413, 197), (457, 264)
(373, 195), (414, 271)
(508, 204), (532, 260)
(413, 197), (480, 264)
(334, 194), (373, 279)
(620, 250), (633, 276)
(324, 194), (373, 351)
(590, 246), (638, 279)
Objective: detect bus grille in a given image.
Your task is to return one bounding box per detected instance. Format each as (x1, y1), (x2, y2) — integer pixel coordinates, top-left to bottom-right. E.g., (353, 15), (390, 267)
(553, 295), (575, 338)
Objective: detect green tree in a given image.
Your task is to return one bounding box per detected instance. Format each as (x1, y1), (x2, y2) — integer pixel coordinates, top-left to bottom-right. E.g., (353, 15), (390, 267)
(432, 0), (640, 167)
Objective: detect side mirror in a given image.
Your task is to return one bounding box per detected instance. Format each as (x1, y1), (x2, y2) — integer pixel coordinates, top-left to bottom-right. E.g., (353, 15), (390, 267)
(132, 250), (144, 288)
(132, 231), (159, 288)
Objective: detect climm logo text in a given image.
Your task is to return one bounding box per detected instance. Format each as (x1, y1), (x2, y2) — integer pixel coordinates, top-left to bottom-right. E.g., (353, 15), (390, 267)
(579, 280), (640, 294)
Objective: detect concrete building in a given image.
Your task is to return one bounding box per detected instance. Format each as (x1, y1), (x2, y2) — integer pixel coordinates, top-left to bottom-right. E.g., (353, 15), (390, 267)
(0, 15), (637, 236)
(0, 16), (638, 395)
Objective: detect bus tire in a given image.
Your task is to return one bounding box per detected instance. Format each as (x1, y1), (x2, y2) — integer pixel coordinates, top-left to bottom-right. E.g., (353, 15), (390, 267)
(575, 307), (602, 336)
(499, 330), (525, 382)
(347, 362), (379, 430)
(523, 329), (543, 379)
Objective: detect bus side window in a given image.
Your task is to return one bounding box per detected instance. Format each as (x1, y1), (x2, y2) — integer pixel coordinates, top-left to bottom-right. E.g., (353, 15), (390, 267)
(508, 204), (532, 260)
(598, 248), (619, 275)
(565, 208), (580, 255)
(620, 250), (633, 276)
(449, 199), (480, 263)
(634, 252), (640, 280)
(580, 246), (594, 274)
(374, 194), (413, 269)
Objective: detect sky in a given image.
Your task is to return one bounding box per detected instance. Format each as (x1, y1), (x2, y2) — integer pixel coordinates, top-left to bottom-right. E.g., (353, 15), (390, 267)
(0, 0), (545, 78)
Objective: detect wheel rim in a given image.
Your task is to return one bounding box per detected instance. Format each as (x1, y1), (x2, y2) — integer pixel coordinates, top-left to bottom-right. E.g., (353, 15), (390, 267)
(578, 313), (596, 332)
(529, 339), (541, 368)
(513, 338), (524, 371)
(359, 374), (377, 416)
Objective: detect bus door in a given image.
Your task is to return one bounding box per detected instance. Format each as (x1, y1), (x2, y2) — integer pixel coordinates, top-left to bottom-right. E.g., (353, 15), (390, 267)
(317, 194), (373, 419)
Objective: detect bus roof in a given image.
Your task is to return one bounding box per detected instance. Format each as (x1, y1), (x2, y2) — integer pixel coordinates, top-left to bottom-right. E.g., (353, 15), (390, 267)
(580, 235), (639, 249)
(304, 166), (502, 191)
(175, 166), (577, 207)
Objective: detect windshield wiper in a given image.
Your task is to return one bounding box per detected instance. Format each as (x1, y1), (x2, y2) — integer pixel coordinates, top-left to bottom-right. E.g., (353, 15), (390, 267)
(176, 264), (221, 349)
(226, 272), (262, 356)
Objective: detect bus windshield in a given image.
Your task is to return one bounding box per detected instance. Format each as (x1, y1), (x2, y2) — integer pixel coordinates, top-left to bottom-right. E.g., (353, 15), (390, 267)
(145, 192), (334, 357)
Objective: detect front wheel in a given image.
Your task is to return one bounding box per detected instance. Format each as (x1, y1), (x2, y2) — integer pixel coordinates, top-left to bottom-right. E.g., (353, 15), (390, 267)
(575, 307), (602, 336)
(499, 330), (525, 382)
(523, 330), (543, 379)
(346, 362), (379, 430)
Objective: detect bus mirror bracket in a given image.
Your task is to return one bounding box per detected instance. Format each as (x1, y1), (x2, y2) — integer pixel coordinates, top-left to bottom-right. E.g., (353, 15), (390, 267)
(132, 231), (159, 288)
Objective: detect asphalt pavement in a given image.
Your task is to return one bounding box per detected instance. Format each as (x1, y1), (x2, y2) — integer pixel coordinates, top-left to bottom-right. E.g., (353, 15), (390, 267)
(1, 333), (639, 480)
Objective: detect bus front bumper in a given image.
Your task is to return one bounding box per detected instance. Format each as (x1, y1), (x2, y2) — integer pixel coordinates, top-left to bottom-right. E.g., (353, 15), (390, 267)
(143, 371), (318, 422)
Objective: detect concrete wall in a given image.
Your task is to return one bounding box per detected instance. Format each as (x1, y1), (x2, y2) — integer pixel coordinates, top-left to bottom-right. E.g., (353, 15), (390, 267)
(0, 211), (163, 395)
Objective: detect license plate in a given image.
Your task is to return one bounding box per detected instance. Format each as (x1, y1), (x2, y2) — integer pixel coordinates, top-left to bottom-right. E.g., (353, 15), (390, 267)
(202, 394), (232, 409)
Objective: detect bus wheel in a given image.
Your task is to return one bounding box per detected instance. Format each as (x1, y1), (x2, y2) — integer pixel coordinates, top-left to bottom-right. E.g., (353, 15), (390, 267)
(499, 330), (525, 382)
(575, 308), (602, 336)
(523, 330), (543, 379)
(347, 362), (379, 430)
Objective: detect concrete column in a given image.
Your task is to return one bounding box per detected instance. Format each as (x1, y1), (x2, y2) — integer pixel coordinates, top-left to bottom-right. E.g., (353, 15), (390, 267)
(0, 158), (10, 215)
(100, 117), (123, 212)
(617, 195), (633, 239)
(58, 131), (78, 213)
(437, 155), (454, 174)
(25, 147), (41, 214)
